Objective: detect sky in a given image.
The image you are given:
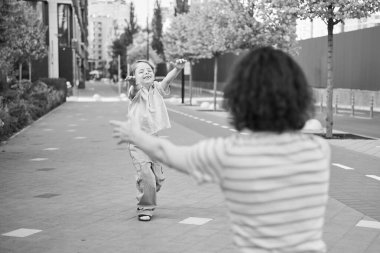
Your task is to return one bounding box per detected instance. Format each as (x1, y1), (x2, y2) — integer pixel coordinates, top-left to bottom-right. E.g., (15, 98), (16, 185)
(132, 0), (173, 27)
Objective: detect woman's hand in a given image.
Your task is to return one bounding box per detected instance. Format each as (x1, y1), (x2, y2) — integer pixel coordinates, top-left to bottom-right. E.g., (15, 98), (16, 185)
(110, 118), (140, 145)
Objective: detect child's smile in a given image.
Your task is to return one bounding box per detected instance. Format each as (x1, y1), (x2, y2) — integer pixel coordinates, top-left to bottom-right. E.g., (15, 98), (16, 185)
(135, 62), (155, 86)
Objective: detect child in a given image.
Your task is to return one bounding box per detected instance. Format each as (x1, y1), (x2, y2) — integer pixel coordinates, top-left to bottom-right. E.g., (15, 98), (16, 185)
(125, 59), (186, 221)
(111, 47), (331, 252)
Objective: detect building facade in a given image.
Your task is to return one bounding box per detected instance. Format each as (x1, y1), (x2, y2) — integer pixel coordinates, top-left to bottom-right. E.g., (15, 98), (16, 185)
(87, 0), (129, 75)
(26, 0), (89, 87)
(297, 13), (380, 40)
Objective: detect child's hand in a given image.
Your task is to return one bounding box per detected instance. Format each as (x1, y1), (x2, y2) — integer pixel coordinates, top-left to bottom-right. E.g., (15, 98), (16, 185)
(126, 76), (137, 86)
(173, 59), (187, 70)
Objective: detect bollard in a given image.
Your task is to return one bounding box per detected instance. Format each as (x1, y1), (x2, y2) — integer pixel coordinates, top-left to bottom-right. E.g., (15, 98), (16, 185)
(335, 95), (339, 114)
(351, 93), (355, 117)
(370, 96), (374, 118)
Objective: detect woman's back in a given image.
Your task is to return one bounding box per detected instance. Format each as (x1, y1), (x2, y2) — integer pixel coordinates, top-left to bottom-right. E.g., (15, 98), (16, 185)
(185, 132), (330, 252)
(220, 132), (330, 252)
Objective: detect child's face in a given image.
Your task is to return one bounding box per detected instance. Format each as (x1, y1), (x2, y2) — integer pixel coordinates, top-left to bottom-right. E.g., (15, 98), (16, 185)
(134, 62), (154, 86)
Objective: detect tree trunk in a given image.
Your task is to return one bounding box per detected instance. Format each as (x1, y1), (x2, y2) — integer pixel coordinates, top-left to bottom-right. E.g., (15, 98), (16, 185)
(0, 70), (8, 92)
(213, 56), (218, 111)
(19, 63), (22, 82)
(28, 59), (32, 82)
(189, 61), (193, 105)
(326, 17), (334, 138)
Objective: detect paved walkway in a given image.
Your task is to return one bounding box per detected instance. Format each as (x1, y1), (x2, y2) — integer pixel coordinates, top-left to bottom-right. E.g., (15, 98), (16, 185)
(0, 81), (379, 253)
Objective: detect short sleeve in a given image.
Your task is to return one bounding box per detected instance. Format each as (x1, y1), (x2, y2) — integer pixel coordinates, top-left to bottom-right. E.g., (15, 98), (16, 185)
(128, 85), (134, 100)
(185, 138), (225, 184)
(155, 81), (170, 96)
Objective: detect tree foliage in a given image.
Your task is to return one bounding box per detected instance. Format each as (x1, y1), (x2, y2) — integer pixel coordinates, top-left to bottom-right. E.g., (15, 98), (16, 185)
(0, 1), (47, 78)
(151, 0), (165, 60)
(124, 1), (139, 46)
(109, 2), (140, 77)
(225, 0), (298, 53)
(164, 0), (299, 60)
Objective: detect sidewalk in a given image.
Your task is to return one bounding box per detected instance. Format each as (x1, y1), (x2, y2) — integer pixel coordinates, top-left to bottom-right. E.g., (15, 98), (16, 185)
(0, 81), (379, 253)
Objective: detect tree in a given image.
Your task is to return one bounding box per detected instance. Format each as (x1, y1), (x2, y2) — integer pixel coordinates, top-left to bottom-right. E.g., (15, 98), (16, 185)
(0, 0), (47, 90)
(110, 2), (140, 78)
(18, 5), (47, 81)
(151, 0), (165, 60)
(296, 0), (380, 137)
(165, 0), (298, 109)
(163, 12), (207, 105)
(166, 1), (238, 109)
(124, 1), (139, 46)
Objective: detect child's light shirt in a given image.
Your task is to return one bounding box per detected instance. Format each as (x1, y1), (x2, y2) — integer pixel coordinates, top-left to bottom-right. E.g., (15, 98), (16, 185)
(128, 81), (171, 134)
(184, 132), (331, 253)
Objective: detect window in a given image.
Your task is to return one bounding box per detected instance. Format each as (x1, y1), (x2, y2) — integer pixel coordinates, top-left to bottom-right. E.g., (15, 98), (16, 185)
(58, 4), (72, 47)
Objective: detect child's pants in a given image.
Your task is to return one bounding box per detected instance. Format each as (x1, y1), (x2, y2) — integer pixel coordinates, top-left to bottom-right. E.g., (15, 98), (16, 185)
(129, 144), (165, 216)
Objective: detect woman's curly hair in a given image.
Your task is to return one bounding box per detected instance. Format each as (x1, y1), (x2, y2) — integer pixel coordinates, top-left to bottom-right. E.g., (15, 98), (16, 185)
(223, 47), (315, 133)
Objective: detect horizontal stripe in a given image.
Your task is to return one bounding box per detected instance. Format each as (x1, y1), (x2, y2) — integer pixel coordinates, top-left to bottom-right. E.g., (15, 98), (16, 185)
(223, 163), (328, 181)
(220, 154), (327, 171)
(224, 140), (322, 157)
(232, 210), (325, 231)
(235, 235), (324, 252)
(229, 201), (326, 217)
(222, 170), (329, 192)
(225, 188), (328, 205)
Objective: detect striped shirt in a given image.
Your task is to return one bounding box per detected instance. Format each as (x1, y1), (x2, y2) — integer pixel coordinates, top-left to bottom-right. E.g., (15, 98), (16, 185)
(128, 81), (171, 134)
(185, 132), (330, 253)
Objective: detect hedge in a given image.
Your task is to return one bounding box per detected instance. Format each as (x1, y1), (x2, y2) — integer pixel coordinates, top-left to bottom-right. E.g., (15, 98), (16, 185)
(0, 79), (66, 142)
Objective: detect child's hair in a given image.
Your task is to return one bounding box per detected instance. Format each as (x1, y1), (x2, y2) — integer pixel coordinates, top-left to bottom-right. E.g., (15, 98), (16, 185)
(130, 60), (156, 75)
(223, 46), (315, 133)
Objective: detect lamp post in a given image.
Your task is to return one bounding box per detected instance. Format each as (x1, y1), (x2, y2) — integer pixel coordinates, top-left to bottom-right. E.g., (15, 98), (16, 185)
(71, 38), (78, 93)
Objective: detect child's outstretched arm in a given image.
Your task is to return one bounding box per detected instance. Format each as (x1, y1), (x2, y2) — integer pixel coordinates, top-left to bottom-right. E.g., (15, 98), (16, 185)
(110, 119), (190, 174)
(160, 59), (187, 91)
(126, 76), (141, 100)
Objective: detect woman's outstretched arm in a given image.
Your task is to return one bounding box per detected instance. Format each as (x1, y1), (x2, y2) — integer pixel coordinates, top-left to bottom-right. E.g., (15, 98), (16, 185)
(110, 120), (190, 174)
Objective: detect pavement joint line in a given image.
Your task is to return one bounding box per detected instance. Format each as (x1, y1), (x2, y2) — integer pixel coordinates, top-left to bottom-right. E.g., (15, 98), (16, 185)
(179, 217), (213, 225)
(365, 175), (380, 181)
(74, 136), (87, 139)
(43, 148), (59, 151)
(2, 228), (42, 238)
(356, 220), (380, 229)
(332, 163), (355, 170)
(30, 158), (48, 161)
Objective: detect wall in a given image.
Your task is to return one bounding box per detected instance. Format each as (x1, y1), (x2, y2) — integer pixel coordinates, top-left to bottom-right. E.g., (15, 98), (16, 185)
(189, 26), (380, 92)
(295, 25), (380, 91)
